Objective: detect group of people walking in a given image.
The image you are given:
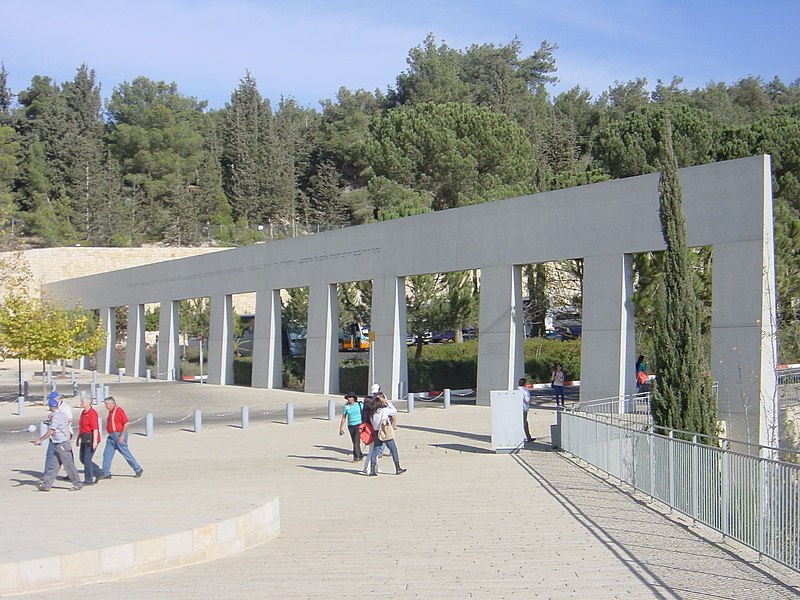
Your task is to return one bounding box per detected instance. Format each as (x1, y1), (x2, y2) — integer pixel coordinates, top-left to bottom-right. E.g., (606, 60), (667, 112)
(339, 385), (406, 476)
(31, 391), (143, 491)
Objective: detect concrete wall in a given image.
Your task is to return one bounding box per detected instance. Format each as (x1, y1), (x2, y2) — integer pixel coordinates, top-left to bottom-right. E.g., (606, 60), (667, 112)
(4, 247), (256, 314)
(43, 156), (778, 449)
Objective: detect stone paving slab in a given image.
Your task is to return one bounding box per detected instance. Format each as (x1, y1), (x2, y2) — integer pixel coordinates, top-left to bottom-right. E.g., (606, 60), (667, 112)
(1, 360), (799, 598)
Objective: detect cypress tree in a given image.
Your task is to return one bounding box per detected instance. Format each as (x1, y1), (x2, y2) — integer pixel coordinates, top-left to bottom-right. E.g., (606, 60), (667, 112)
(650, 114), (716, 437)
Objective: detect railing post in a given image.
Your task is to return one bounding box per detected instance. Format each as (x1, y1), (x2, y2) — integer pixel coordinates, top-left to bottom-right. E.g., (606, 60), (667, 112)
(692, 434), (699, 525)
(443, 388), (451, 409)
(407, 392), (415, 413)
(721, 440), (730, 538)
(193, 409), (202, 433)
(668, 430), (675, 510)
(145, 413), (154, 437)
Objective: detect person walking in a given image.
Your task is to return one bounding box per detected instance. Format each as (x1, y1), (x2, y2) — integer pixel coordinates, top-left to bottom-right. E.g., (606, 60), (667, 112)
(42, 391), (73, 477)
(635, 355), (649, 393)
(31, 396), (83, 491)
(99, 396), (143, 480)
(77, 396), (101, 485)
(360, 396), (380, 475)
(551, 363), (566, 407)
(367, 392), (406, 476)
(339, 392), (364, 462)
(519, 377), (534, 443)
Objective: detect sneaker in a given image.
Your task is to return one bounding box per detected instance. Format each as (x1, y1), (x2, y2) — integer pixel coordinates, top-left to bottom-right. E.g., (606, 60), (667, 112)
(368, 471), (378, 477)
(36, 482), (50, 492)
(134, 469), (143, 478)
(68, 484), (83, 491)
(97, 474), (111, 481)
(396, 468), (407, 475)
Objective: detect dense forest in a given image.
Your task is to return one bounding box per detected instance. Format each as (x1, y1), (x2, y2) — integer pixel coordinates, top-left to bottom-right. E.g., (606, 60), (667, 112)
(1, 35), (799, 358)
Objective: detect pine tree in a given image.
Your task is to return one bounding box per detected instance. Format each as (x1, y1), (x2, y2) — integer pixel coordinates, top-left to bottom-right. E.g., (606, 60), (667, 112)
(650, 114), (716, 437)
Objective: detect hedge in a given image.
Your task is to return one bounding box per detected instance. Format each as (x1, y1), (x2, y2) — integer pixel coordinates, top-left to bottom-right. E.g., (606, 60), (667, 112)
(233, 338), (581, 393)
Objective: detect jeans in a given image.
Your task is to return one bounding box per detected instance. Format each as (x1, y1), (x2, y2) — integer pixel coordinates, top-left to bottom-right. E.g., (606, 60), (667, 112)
(347, 424), (364, 459)
(102, 432), (142, 476)
(79, 442), (101, 484)
(553, 385), (565, 406)
(369, 437), (399, 471)
(41, 441), (82, 489)
(523, 410), (532, 441)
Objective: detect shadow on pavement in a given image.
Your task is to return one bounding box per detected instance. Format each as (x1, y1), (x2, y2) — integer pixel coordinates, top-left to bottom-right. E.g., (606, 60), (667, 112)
(400, 424), (490, 443)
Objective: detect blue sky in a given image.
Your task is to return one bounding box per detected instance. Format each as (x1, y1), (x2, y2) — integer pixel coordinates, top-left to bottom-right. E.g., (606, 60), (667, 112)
(1, 0), (797, 110)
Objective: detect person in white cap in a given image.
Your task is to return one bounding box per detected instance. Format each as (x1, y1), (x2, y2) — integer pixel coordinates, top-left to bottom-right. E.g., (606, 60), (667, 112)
(369, 383), (381, 395)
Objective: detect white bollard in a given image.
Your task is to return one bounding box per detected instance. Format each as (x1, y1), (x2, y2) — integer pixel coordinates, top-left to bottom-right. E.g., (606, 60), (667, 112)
(17, 396), (24, 416)
(39, 422), (48, 437)
(444, 388), (451, 409)
(328, 399), (336, 421)
(286, 403), (294, 425)
(241, 406), (249, 429)
(146, 369), (152, 382)
(408, 392), (415, 413)
(193, 409), (202, 433)
(145, 413), (154, 437)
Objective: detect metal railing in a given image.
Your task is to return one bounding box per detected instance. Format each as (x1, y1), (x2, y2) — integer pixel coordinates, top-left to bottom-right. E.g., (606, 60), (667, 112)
(560, 406), (800, 573)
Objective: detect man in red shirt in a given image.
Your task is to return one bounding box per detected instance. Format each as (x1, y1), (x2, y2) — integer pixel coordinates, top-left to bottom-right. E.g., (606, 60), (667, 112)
(77, 396), (102, 484)
(99, 396), (143, 480)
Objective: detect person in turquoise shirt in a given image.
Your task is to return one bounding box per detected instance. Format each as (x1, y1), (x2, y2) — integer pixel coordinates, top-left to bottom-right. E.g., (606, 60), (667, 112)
(339, 392), (364, 461)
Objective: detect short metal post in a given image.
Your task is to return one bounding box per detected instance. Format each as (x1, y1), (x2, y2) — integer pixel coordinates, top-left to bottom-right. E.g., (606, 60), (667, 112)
(193, 409), (202, 433)
(328, 399), (336, 421)
(17, 396), (24, 416)
(146, 369), (151, 382)
(444, 388), (451, 409)
(145, 413), (154, 437)
(117, 369), (124, 383)
(70, 371), (76, 384)
(92, 370), (97, 386)
(103, 384), (110, 399)
(72, 380), (78, 397)
(241, 406), (249, 429)
(39, 422), (48, 436)
(407, 392), (415, 413)
(286, 403), (294, 425)
(23, 380), (29, 401)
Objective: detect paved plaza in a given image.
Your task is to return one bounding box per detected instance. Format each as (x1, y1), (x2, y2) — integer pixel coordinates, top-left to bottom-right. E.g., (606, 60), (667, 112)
(1, 360), (799, 599)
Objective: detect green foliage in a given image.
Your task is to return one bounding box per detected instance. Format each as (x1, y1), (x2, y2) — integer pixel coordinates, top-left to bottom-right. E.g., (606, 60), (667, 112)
(282, 287), (308, 331)
(367, 102), (536, 211)
(179, 298), (210, 339)
(650, 116), (716, 436)
(593, 104), (716, 179)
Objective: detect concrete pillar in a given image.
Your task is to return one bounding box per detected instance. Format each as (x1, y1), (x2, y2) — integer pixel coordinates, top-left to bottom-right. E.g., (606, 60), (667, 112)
(208, 294), (234, 385)
(371, 276), (408, 402)
(304, 283), (338, 395)
(158, 300), (180, 381)
(96, 307), (117, 374)
(124, 303), (147, 378)
(580, 253), (635, 402)
(251, 288), (282, 389)
(712, 239), (778, 450)
(476, 265), (524, 406)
